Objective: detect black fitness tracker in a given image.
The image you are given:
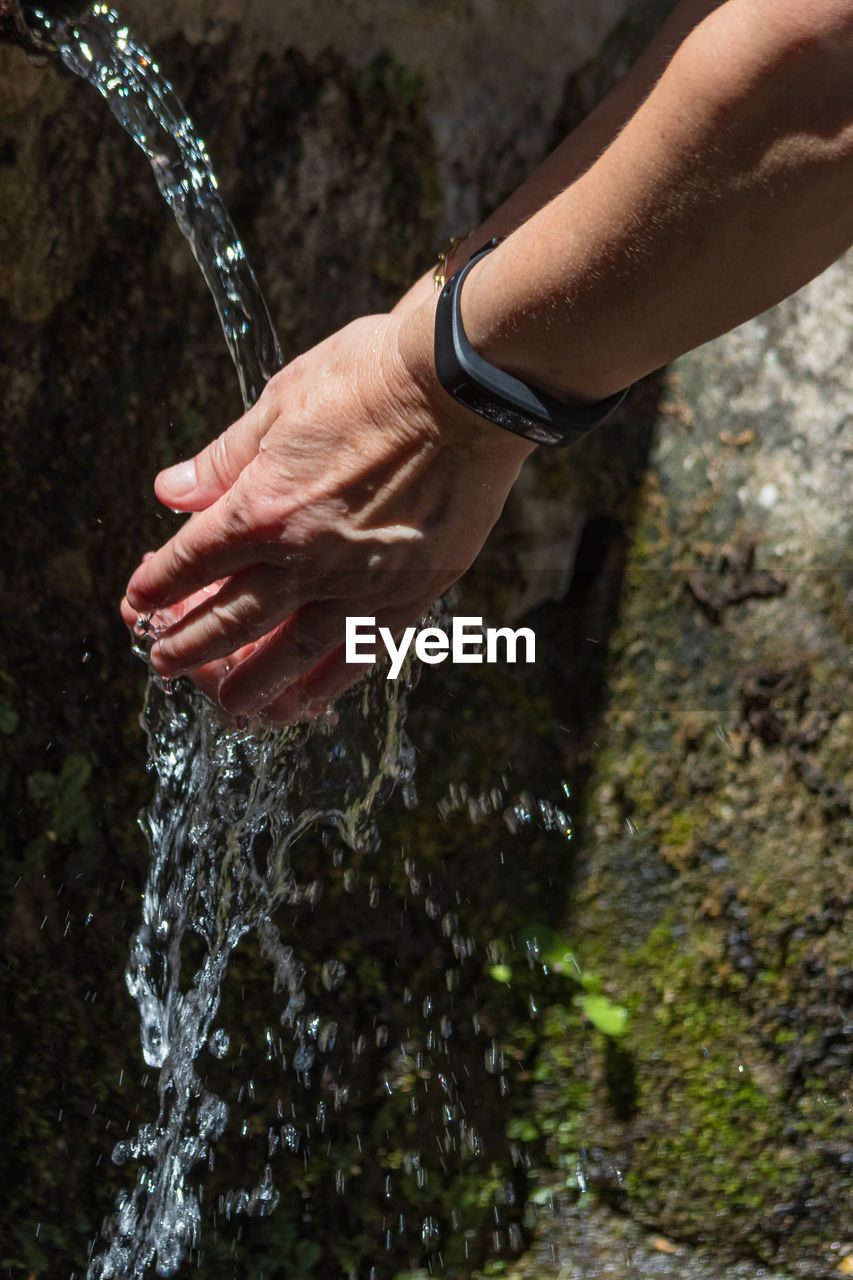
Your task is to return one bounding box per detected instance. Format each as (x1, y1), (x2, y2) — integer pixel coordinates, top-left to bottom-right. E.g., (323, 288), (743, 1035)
(434, 238), (628, 447)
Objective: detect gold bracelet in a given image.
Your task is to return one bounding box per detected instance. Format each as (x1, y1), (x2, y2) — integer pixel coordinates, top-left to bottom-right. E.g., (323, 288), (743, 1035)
(433, 234), (471, 291)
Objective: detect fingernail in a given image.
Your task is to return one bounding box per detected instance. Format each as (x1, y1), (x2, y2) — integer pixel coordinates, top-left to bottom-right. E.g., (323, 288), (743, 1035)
(218, 686), (256, 716)
(125, 580), (153, 613)
(150, 641), (183, 677)
(160, 458), (197, 497)
(148, 642), (169, 674)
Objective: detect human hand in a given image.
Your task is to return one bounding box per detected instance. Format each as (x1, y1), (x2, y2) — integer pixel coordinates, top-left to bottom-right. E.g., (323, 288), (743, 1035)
(122, 300), (532, 723)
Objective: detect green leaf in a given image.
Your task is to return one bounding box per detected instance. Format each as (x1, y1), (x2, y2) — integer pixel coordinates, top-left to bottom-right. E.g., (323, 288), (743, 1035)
(576, 993), (628, 1037)
(489, 963), (512, 984)
(506, 1117), (540, 1142)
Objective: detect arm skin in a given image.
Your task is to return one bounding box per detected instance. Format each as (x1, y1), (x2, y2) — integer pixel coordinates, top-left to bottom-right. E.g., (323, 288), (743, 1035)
(123, 0), (853, 722)
(393, 0), (729, 315)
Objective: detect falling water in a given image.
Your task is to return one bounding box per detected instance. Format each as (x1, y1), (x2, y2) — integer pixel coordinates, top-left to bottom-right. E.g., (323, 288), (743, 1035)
(22, 4), (419, 1274)
(24, 6), (576, 1277)
(41, 1), (283, 411)
(98, 662), (417, 1279)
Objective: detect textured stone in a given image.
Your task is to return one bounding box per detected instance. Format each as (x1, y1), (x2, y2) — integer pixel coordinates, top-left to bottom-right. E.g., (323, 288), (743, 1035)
(531, 258), (853, 1275)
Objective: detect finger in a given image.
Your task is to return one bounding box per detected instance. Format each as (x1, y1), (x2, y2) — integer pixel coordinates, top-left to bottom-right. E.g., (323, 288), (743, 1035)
(260, 600), (428, 725)
(121, 552), (158, 629)
(147, 565), (300, 677)
(124, 475), (269, 614)
(122, 571), (218, 632)
(218, 596), (432, 718)
(120, 594), (139, 631)
(217, 599), (355, 717)
(121, 597), (185, 639)
(155, 394), (277, 512)
(179, 657), (227, 704)
(257, 648), (369, 727)
(300, 643), (371, 706)
(257, 681), (316, 727)
(185, 640), (261, 699)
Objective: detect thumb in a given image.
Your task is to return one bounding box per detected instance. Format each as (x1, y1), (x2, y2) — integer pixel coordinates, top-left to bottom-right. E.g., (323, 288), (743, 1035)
(155, 394), (277, 512)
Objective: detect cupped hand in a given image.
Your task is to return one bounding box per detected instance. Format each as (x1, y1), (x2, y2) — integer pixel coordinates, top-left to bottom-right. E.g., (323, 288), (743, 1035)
(123, 299), (533, 722)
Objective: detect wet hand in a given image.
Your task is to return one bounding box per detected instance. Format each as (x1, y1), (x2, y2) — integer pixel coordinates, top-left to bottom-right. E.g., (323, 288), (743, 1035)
(123, 303), (532, 723)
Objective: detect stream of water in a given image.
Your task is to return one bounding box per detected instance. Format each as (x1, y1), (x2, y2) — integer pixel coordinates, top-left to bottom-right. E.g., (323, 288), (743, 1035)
(42, 1), (283, 410)
(25, 7), (573, 1277)
(23, 5), (420, 1274)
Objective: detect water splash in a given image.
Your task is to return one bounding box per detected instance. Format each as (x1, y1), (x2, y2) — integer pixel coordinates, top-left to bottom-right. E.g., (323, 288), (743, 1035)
(92, 670), (415, 1278)
(22, 5), (418, 1274)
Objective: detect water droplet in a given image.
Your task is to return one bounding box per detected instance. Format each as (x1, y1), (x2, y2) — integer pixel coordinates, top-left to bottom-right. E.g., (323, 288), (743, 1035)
(421, 1217), (440, 1249)
(281, 992), (305, 1025)
(318, 1019), (338, 1052)
(196, 1093), (228, 1141)
(247, 1165), (279, 1218)
(207, 1028), (230, 1059)
(140, 1018), (167, 1069)
(293, 1044), (315, 1073)
(281, 1123), (300, 1152)
(321, 959), (346, 991)
(485, 1040), (504, 1075)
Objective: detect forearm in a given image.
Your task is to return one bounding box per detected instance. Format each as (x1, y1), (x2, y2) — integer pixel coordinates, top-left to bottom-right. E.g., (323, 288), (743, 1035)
(401, 0), (853, 406)
(395, 0), (725, 315)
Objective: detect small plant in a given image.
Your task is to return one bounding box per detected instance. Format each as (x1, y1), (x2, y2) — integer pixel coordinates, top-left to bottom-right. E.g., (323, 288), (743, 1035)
(487, 923), (629, 1039)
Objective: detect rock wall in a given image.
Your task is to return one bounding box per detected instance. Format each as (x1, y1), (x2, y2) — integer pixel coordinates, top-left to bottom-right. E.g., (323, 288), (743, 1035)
(510, 263), (853, 1277)
(3, 1), (849, 1277)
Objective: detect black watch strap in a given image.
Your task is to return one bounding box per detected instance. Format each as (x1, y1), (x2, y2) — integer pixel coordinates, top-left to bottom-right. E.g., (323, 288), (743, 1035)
(434, 238), (628, 447)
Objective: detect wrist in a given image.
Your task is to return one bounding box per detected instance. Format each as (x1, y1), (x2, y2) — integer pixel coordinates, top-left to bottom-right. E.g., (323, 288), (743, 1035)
(458, 223), (638, 406)
(455, 236), (589, 403)
(395, 291), (537, 467)
(433, 239), (628, 446)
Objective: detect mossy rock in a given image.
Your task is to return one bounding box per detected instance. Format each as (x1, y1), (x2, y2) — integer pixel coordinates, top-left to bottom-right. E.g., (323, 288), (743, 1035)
(521, 264), (853, 1276)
